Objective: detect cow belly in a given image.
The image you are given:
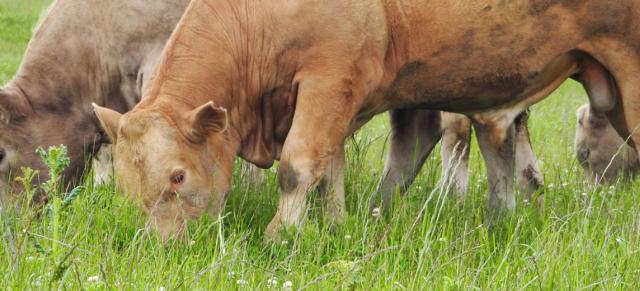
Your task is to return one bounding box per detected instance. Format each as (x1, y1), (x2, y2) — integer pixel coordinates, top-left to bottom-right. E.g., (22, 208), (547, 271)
(381, 51), (579, 114)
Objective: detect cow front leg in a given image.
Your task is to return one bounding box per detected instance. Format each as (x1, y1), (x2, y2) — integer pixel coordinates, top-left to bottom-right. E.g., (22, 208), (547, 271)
(372, 109), (442, 211)
(267, 131), (349, 239)
(472, 119), (517, 217)
(265, 74), (360, 239)
(321, 145), (346, 227)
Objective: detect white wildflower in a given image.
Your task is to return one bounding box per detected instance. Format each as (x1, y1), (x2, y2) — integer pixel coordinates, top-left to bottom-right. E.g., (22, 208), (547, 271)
(267, 278), (278, 287)
(189, 240), (196, 246)
(283, 281), (293, 291)
(228, 271), (236, 277)
(344, 235), (352, 241)
(236, 279), (249, 286)
(281, 240), (288, 246)
(158, 286), (166, 291)
(87, 276), (100, 283)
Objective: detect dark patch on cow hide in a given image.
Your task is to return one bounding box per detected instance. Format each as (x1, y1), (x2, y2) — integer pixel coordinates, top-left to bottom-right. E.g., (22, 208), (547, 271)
(522, 165), (543, 190)
(582, 2), (632, 39)
(528, 0), (583, 16)
(278, 160), (299, 193)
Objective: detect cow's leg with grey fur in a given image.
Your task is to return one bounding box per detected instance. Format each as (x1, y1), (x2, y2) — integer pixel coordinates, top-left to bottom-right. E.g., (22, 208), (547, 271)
(513, 111), (543, 202)
(441, 111), (543, 201)
(371, 109), (442, 211)
(472, 119), (517, 216)
(440, 112), (472, 196)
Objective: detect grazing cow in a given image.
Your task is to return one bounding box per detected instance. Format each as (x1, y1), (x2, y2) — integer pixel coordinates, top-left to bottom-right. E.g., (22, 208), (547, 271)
(375, 110), (543, 210)
(0, 0), (520, 211)
(575, 104), (639, 182)
(0, 0), (189, 204)
(94, 0), (639, 239)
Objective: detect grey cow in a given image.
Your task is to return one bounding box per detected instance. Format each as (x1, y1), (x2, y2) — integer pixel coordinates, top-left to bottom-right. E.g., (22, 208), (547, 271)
(0, 0), (189, 204)
(575, 104), (639, 183)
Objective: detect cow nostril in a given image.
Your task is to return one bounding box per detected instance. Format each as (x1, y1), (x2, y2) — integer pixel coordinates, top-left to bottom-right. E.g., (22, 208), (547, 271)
(0, 148), (5, 163)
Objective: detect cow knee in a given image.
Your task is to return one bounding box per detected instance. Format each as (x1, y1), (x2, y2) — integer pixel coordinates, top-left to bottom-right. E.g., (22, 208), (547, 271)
(518, 165), (543, 192)
(278, 160), (300, 193)
(278, 158), (324, 193)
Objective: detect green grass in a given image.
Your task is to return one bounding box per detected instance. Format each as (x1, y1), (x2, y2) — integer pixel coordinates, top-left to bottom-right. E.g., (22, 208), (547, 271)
(0, 0), (49, 83)
(1, 1), (639, 289)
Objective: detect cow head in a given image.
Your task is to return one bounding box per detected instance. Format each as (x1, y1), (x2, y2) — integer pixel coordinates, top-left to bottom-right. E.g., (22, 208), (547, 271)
(93, 101), (233, 239)
(575, 104), (639, 183)
(0, 86), (102, 205)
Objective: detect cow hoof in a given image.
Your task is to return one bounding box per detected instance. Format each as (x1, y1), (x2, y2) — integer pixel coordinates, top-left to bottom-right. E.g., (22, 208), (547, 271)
(264, 215), (295, 243)
(265, 219), (283, 242)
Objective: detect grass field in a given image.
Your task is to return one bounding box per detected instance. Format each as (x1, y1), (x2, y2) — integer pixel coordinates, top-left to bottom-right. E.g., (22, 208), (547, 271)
(1, 1), (640, 290)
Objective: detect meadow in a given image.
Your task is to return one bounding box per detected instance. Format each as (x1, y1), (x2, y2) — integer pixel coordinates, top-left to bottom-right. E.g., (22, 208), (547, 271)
(1, 1), (639, 289)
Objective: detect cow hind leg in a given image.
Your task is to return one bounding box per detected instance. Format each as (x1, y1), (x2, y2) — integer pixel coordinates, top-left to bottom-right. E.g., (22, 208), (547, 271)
(472, 119), (517, 218)
(585, 43), (640, 156)
(440, 112), (472, 197)
(513, 111), (544, 203)
(371, 109), (442, 212)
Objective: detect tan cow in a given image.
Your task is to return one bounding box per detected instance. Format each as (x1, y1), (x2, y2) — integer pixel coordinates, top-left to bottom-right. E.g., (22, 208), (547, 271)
(575, 104), (639, 182)
(0, 0), (189, 204)
(94, 0), (639, 239)
(0, 0), (516, 205)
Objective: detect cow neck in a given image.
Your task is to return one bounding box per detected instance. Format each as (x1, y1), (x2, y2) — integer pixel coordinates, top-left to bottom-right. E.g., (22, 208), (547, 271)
(138, 0), (297, 168)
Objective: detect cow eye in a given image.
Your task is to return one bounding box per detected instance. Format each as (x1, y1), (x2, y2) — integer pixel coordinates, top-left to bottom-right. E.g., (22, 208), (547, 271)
(170, 171), (186, 185)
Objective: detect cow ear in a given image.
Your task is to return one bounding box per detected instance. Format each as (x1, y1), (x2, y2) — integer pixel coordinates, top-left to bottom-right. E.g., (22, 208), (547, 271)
(184, 101), (228, 143)
(0, 87), (32, 123)
(576, 104), (589, 127)
(92, 103), (122, 143)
